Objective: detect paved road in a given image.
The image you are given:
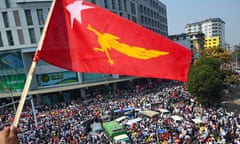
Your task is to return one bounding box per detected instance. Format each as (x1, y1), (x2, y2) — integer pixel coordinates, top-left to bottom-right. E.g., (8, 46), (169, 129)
(221, 85), (240, 114)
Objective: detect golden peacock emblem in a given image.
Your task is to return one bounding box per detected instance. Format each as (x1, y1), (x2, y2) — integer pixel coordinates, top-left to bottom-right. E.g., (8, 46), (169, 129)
(87, 24), (169, 65)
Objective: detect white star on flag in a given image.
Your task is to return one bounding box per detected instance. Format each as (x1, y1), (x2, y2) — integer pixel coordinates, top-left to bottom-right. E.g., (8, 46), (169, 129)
(66, 0), (94, 28)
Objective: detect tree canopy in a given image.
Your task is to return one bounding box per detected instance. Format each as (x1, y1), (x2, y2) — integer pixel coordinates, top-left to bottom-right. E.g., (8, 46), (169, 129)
(202, 47), (231, 63)
(187, 56), (224, 105)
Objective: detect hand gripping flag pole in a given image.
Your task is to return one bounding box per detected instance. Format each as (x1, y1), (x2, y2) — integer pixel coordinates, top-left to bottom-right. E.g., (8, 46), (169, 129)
(12, 0), (57, 128)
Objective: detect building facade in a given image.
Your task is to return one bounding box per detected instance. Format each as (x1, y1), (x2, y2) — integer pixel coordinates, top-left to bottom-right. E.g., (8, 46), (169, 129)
(89, 0), (168, 36)
(168, 33), (191, 50)
(169, 32), (205, 60)
(204, 36), (220, 48)
(0, 0), (168, 102)
(185, 18), (225, 48)
(188, 32), (205, 59)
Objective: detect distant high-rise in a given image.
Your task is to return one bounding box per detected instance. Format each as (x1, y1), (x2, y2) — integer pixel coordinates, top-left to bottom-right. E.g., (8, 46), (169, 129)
(185, 18), (225, 48)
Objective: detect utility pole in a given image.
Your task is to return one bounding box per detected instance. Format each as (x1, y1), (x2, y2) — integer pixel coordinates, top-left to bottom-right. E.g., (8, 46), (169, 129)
(10, 87), (16, 112)
(30, 96), (38, 127)
(236, 54), (238, 70)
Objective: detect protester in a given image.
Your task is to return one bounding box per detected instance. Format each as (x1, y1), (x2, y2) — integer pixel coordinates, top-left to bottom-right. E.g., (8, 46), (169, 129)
(0, 79), (240, 143)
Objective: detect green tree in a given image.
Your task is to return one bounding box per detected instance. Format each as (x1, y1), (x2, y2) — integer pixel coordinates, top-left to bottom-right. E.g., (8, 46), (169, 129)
(187, 56), (224, 106)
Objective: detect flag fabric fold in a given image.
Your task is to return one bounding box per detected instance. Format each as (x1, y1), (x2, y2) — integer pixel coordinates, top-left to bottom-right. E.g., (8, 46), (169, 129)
(39, 0), (192, 82)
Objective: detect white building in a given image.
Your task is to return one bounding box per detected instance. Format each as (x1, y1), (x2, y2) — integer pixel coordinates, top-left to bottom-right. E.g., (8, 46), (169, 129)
(185, 18), (225, 48)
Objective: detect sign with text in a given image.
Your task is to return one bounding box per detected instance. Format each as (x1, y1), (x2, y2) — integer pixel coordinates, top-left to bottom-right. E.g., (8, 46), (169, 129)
(37, 71), (78, 87)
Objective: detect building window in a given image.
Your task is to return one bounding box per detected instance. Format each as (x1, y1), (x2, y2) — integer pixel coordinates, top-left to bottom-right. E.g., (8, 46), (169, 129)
(150, 0), (153, 6)
(24, 9), (33, 25)
(2, 12), (9, 28)
(123, 0), (127, 11)
(36, 9), (44, 25)
(147, 8), (149, 15)
(139, 5), (143, 13)
(17, 29), (25, 45)
(143, 7), (146, 14)
(118, 0), (122, 11)
(13, 10), (21, 27)
(28, 28), (36, 44)
(130, 2), (136, 14)
(0, 32), (3, 47)
(144, 17), (147, 24)
(132, 16), (136, 23)
(140, 15), (144, 23)
(112, 0), (116, 10)
(40, 27), (44, 34)
(6, 30), (14, 46)
(5, 0), (12, 8)
(104, 0), (108, 8)
(127, 14), (130, 20)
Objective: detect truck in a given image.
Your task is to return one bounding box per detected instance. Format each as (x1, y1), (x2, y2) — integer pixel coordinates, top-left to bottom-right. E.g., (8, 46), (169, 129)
(103, 121), (131, 144)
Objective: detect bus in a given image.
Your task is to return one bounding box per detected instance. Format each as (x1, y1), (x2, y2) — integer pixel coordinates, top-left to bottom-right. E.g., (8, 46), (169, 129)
(103, 121), (131, 144)
(111, 107), (135, 120)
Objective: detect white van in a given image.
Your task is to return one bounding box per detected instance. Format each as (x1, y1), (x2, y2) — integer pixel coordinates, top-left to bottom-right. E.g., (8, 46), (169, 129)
(114, 116), (128, 125)
(170, 115), (183, 124)
(156, 108), (170, 119)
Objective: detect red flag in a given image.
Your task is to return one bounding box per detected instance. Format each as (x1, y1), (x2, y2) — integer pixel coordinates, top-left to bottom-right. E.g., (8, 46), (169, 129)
(38, 0), (192, 82)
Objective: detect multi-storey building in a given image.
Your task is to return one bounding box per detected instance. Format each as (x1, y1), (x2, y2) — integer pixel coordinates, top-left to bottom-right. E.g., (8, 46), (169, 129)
(169, 32), (205, 60)
(168, 33), (191, 50)
(188, 32), (205, 59)
(0, 0), (168, 104)
(185, 18), (225, 48)
(90, 0), (168, 36)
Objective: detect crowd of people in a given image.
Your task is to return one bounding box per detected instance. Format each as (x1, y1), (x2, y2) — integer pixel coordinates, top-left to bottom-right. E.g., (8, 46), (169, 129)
(127, 84), (240, 144)
(0, 79), (240, 143)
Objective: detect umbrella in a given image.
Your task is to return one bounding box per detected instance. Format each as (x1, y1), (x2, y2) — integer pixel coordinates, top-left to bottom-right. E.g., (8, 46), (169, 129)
(157, 128), (166, 134)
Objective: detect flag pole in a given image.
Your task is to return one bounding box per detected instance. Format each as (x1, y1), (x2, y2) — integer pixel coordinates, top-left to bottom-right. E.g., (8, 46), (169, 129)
(13, 0), (56, 127)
